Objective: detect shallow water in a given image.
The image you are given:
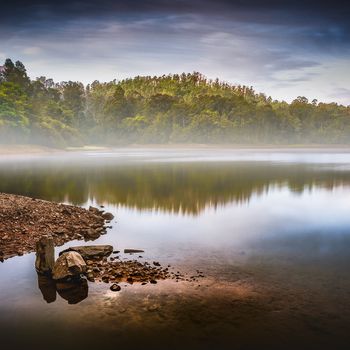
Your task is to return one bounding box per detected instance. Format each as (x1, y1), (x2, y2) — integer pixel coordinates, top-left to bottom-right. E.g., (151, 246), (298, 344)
(1, 148), (350, 349)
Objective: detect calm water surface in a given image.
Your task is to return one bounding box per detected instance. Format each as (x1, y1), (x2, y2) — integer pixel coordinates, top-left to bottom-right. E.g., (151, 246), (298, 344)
(1, 148), (350, 349)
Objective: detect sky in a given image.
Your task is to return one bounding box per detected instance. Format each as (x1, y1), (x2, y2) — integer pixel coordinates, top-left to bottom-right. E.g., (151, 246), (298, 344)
(0, 0), (349, 105)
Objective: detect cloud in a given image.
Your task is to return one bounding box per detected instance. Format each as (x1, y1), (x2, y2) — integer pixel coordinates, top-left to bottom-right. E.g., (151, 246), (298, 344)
(329, 88), (350, 101)
(0, 1), (349, 104)
(22, 47), (42, 55)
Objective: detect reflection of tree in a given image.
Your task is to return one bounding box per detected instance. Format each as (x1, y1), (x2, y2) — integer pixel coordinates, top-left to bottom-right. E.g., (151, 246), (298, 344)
(0, 161), (349, 215)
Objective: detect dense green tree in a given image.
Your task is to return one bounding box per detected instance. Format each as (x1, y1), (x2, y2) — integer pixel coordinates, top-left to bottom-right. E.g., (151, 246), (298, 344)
(1, 58), (350, 146)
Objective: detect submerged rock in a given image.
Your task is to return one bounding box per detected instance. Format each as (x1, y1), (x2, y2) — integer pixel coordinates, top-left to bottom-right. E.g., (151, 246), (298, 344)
(52, 251), (87, 280)
(59, 245), (113, 259)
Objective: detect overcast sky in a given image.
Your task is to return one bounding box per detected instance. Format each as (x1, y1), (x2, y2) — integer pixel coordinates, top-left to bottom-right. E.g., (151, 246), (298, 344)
(1, 0), (349, 104)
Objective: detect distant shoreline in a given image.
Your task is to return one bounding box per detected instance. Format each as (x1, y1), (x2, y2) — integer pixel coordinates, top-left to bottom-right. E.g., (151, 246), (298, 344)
(2, 143), (350, 156)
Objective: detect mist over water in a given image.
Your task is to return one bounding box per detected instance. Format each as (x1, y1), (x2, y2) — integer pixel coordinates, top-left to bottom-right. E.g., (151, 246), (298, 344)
(1, 148), (350, 349)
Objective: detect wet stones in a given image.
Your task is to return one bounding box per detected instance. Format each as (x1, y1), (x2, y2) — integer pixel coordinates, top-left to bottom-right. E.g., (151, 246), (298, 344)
(52, 245), (203, 293)
(83, 257), (172, 285)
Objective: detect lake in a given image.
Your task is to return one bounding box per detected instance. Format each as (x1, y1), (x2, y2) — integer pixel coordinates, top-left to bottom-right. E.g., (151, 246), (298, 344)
(1, 147), (350, 349)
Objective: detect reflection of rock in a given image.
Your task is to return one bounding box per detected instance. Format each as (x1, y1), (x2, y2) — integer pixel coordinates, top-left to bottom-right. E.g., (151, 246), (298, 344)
(52, 251), (87, 280)
(37, 274), (56, 303)
(56, 279), (88, 304)
(35, 235), (55, 275)
(59, 245), (113, 260)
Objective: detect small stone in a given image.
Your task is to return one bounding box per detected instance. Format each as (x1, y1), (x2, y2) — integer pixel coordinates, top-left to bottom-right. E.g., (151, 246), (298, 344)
(86, 273), (95, 282)
(110, 284), (121, 292)
(150, 279), (157, 284)
(102, 275), (110, 283)
(102, 212), (114, 220)
(147, 305), (158, 311)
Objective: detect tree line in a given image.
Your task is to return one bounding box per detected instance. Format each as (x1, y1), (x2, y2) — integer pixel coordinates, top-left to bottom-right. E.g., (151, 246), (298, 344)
(1, 58), (349, 146)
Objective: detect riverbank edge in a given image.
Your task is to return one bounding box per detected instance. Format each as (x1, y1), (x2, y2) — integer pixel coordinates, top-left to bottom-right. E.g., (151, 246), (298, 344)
(0, 192), (111, 261)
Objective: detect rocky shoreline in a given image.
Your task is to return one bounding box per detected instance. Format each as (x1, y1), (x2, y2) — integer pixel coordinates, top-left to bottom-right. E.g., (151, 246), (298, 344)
(0, 192), (112, 261)
(37, 243), (189, 302)
(1, 193), (203, 299)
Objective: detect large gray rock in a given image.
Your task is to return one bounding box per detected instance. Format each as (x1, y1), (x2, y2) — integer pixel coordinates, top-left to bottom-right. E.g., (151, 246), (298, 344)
(59, 245), (113, 259)
(52, 251), (87, 280)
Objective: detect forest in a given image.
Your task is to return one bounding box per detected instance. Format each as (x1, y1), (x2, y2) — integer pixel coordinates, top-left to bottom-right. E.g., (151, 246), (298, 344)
(1, 58), (350, 146)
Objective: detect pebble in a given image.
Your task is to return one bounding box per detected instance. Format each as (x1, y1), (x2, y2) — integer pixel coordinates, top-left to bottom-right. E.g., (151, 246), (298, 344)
(110, 284), (121, 292)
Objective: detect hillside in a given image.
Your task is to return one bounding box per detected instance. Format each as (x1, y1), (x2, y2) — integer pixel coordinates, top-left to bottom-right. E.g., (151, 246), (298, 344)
(1, 58), (350, 146)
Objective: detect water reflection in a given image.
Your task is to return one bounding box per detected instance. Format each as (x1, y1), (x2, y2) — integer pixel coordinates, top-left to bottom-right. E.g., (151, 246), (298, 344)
(37, 274), (56, 303)
(1, 157), (350, 214)
(37, 274), (88, 304)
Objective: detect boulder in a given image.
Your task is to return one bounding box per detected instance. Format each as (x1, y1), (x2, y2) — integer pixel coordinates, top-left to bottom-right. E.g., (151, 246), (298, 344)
(52, 251), (87, 280)
(59, 245), (113, 259)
